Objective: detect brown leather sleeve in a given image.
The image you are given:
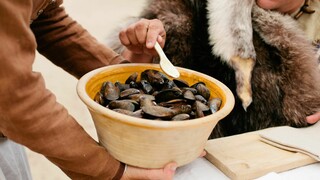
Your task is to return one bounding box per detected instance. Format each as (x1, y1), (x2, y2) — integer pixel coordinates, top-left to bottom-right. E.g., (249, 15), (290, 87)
(0, 0), (123, 179)
(31, 0), (128, 79)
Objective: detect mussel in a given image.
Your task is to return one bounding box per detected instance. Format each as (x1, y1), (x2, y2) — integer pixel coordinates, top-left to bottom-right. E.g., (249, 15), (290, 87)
(94, 69), (221, 121)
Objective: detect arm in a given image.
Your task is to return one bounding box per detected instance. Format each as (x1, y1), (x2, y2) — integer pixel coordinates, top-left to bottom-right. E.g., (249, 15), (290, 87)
(31, 0), (128, 79)
(0, 0), (180, 179)
(0, 0), (123, 179)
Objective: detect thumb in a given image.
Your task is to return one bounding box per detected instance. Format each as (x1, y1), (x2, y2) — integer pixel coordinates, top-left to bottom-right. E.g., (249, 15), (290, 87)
(306, 112), (320, 124)
(163, 162), (177, 178)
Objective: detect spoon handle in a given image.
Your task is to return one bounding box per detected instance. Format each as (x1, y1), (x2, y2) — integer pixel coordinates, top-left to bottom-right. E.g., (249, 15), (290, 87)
(154, 41), (167, 58)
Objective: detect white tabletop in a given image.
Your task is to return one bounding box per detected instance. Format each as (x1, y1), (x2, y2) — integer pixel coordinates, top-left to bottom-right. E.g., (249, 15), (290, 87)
(175, 157), (320, 180)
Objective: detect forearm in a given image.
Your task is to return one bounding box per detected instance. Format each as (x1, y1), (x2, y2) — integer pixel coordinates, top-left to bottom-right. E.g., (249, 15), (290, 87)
(0, 0), (122, 179)
(0, 73), (122, 179)
(31, 2), (127, 79)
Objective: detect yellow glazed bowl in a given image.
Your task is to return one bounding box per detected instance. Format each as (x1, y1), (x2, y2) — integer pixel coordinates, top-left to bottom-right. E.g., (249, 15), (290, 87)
(77, 63), (234, 168)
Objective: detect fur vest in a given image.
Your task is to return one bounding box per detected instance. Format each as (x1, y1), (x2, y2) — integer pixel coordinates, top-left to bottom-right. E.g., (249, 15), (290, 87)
(107, 0), (320, 138)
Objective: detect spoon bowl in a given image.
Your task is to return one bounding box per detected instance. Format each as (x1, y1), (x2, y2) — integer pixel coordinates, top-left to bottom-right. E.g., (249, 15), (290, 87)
(154, 41), (180, 78)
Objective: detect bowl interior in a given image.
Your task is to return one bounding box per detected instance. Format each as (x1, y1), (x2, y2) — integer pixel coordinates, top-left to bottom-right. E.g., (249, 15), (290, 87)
(79, 63), (235, 127)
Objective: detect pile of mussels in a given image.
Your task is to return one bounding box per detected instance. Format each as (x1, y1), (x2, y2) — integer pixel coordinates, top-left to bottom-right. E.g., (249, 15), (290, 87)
(94, 69), (222, 121)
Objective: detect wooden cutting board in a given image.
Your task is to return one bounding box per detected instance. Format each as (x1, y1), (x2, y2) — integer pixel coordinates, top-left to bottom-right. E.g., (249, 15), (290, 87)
(204, 131), (317, 180)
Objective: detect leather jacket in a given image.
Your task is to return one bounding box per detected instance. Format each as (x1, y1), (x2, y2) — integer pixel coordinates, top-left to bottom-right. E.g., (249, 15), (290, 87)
(0, 0), (126, 179)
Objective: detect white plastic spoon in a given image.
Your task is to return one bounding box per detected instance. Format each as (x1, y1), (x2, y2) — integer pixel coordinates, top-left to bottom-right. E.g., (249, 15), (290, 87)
(154, 41), (180, 78)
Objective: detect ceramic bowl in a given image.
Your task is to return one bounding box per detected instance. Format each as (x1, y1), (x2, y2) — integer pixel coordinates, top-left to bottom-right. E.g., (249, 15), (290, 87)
(77, 63), (234, 168)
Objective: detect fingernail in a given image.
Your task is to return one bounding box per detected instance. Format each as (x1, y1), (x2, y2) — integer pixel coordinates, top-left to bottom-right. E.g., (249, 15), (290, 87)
(146, 41), (153, 48)
(157, 36), (163, 42)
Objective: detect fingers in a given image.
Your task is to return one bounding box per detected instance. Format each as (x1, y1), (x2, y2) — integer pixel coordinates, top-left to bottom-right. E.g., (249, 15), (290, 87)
(133, 19), (149, 45)
(306, 111), (320, 124)
(119, 18), (166, 55)
(145, 19), (166, 48)
(145, 162), (177, 180)
(119, 22), (143, 54)
(122, 162), (177, 180)
(199, 150), (207, 157)
(163, 162), (177, 178)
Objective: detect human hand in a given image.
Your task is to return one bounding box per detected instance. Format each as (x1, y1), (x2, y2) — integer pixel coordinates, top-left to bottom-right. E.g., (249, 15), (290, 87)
(121, 151), (206, 180)
(120, 162), (177, 180)
(119, 18), (166, 63)
(306, 111), (320, 124)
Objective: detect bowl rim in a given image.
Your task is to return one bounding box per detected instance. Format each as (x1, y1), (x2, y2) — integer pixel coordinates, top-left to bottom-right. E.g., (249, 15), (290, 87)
(77, 63), (235, 128)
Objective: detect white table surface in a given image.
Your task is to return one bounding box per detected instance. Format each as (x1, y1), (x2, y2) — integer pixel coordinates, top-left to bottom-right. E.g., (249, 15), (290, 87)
(174, 157), (320, 180)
